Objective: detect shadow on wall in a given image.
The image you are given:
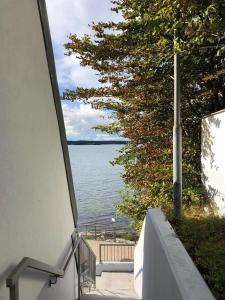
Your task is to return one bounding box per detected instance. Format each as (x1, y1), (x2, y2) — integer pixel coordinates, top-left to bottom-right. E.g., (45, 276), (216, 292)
(201, 115), (220, 170)
(0, 264), (48, 298)
(201, 114), (221, 204)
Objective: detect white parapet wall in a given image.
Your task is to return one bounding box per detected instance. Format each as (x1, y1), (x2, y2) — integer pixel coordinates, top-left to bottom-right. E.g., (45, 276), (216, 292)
(134, 208), (215, 300)
(96, 262), (134, 276)
(202, 110), (225, 216)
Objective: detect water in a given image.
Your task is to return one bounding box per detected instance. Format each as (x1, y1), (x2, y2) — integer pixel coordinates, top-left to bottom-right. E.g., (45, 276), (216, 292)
(69, 145), (124, 226)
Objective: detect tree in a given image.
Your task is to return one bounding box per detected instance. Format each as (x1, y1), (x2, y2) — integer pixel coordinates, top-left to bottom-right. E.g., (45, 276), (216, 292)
(64, 0), (225, 228)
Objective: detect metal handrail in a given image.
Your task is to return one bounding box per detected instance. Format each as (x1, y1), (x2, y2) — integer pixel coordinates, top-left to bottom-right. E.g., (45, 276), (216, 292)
(6, 231), (96, 300)
(6, 257), (64, 287)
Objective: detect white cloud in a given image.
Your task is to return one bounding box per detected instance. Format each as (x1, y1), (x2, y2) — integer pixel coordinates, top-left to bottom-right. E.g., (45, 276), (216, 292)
(62, 102), (120, 140)
(46, 0), (123, 140)
(46, 0), (121, 43)
(46, 0), (121, 88)
(55, 55), (99, 88)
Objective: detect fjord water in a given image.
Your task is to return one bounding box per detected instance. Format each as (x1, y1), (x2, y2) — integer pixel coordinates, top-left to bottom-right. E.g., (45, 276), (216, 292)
(68, 145), (124, 225)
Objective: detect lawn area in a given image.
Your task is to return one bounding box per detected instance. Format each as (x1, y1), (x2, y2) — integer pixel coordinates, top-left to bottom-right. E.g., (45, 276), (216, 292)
(172, 209), (225, 300)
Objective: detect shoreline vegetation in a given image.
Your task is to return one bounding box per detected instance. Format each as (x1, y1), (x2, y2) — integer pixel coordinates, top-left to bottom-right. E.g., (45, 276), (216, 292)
(67, 140), (128, 145)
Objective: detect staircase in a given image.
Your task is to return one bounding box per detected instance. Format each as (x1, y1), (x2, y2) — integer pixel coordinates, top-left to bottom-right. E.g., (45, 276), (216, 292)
(82, 272), (139, 299)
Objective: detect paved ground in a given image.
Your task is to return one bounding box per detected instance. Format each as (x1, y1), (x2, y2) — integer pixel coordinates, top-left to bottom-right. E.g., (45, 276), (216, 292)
(86, 240), (135, 262)
(82, 272), (139, 300)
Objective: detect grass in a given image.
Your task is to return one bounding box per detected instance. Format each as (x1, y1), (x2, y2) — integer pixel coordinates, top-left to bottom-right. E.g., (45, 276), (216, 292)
(171, 207), (225, 300)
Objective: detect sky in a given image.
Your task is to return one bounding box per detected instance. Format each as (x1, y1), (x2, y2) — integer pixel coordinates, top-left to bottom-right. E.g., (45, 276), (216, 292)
(46, 0), (122, 140)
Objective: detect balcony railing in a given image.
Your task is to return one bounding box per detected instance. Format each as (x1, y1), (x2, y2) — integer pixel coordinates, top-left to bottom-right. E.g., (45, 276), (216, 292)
(80, 237), (96, 289)
(99, 243), (135, 263)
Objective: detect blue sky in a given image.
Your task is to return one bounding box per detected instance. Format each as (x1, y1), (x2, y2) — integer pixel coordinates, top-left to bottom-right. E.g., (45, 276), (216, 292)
(46, 0), (122, 140)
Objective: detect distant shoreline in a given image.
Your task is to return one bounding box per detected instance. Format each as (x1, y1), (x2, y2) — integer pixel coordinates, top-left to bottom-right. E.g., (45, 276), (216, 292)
(67, 140), (128, 145)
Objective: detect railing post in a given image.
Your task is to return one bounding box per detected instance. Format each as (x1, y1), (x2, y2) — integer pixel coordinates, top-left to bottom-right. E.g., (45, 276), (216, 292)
(94, 226), (97, 240)
(77, 243), (81, 300)
(93, 255), (96, 288)
(10, 282), (19, 300)
(99, 244), (102, 264)
(88, 247), (91, 279)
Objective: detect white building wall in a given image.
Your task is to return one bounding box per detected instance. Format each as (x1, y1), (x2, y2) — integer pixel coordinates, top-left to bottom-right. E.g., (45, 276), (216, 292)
(0, 0), (76, 299)
(202, 110), (225, 216)
(38, 239), (78, 300)
(134, 209), (214, 300)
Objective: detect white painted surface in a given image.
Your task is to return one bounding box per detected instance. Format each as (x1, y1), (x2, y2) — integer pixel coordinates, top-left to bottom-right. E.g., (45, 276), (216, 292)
(134, 209), (215, 300)
(38, 242), (78, 300)
(83, 272), (139, 299)
(202, 110), (225, 216)
(133, 219), (144, 298)
(96, 262), (133, 276)
(0, 0), (75, 299)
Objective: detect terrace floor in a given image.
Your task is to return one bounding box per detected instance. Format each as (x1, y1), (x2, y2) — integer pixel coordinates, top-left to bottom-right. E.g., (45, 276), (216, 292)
(82, 272), (139, 300)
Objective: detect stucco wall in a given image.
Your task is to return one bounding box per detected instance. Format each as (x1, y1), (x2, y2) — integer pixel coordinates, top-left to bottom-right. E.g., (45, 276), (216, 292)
(38, 238), (78, 300)
(202, 110), (225, 216)
(0, 0), (76, 299)
(134, 209), (214, 300)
